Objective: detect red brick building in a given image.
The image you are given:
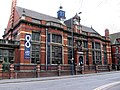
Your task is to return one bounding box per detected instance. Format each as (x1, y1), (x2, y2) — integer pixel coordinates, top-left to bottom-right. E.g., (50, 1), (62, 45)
(110, 32), (120, 69)
(0, 0), (112, 78)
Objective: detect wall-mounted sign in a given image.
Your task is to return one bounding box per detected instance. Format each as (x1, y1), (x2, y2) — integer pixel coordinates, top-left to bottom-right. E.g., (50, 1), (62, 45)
(24, 34), (31, 59)
(76, 40), (82, 52)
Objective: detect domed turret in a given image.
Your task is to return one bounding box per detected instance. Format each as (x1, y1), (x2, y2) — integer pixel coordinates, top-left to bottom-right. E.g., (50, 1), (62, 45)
(57, 6), (66, 21)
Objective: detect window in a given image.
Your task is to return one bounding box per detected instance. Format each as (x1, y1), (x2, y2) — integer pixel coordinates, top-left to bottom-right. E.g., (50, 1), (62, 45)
(92, 42), (94, 49)
(51, 46), (62, 64)
(96, 51), (101, 64)
(67, 37), (72, 46)
(68, 47), (72, 64)
(47, 33), (63, 64)
(83, 41), (88, 48)
(52, 34), (62, 43)
(47, 45), (50, 64)
(31, 45), (40, 64)
(0, 49), (2, 56)
(95, 42), (100, 49)
(9, 50), (14, 62)
(0, 49), (14, 72)
(92, 51), (95, 64)
(86, 51), (89, 65)
(32, 32), (40, 41)
(116, 47), (119, 54)
(104, 53), (107, 65)
(103, 45), (106, 51)
(103, 45), (107, 65)
(47, 33), (50, 42)
(0, 49), (14, 63)
(115, 38), (120, 44)
(3, 50), (8, 56)
(0, 49), (2, 61)
(92, 51), (102, 65)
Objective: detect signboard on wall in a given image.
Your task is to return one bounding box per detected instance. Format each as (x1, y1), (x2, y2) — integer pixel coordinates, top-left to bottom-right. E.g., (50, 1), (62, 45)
(24, 34), (31, 59)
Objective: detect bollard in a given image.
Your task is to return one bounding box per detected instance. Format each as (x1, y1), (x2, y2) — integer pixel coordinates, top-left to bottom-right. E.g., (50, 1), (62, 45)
(0, 64), (2, 79)
(15, 72), (18, 79)
(10, 64), (14, 79)
(80, 64), (84, 74)
(81, 65), (84, 74)
(58, 64), (61, 76)
(95, 64), (98, 73)
(36, 64), (40, 78)
(108, 64), (111, 72)
(75, 65), (78, 75)
(115, 65), (117, 71)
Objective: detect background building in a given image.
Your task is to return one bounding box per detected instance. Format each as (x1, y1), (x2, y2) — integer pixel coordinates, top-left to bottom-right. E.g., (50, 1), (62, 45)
(110, 32), (120, 69)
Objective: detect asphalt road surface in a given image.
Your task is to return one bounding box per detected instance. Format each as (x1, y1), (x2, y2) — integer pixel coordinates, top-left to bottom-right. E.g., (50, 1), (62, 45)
(102, 83), (120, 90)
(0, 71), (120, 90)
(109, 84), (120, 90)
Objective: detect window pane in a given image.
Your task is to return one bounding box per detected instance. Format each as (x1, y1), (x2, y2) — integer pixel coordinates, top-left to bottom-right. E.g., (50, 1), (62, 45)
(31, 58), (35, 63)
(36, 52), (39, 57)
(52, 34), (62, 43)
(0, 49), (2, 56)
(57, 35), (62, 43)
(83, 41), (88, 48)
(68, 47), (72, 64)
(31, 44), (40, 64)
(47, 33), (50, 42)
(86, 51), (89, 65)
(95, 42), (100, 49)
(104, 53), (107, 65)
(68, 37), (72, 46)
(9, 50), (14, 57)
(103, 45), (106, 51)
(32, 32), (40, 41)
(4, 57), (8, 63)
(3, 50), (8, 56)
(52, 46), (62, 64)
(52, 34), (55, 42)
(92, 42), (94, 49)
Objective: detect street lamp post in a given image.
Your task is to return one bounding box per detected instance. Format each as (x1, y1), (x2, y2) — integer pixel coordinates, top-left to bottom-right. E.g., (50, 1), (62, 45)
(71, 17), (74, 75)
(71, 12), (82, 75)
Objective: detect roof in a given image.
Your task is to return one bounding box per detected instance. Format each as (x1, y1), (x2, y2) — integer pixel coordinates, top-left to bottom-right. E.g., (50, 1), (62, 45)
(16, 6), (63, 24)
(16, 6), (100, 35)
(110, 32), (120, 44)
(64, 18), (100, 34)
(82, 25), (99, 34)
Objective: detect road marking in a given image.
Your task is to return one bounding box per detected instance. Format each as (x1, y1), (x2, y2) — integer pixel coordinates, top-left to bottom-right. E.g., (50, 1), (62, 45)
(94, 81), (120, 90)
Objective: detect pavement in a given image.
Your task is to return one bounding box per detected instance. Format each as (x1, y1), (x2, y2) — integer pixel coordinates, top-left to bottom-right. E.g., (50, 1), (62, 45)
(0, 71), (120, 85)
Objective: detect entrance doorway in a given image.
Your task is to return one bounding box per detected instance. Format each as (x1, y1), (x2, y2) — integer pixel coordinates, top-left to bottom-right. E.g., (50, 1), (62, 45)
(79, 56), (83, 65)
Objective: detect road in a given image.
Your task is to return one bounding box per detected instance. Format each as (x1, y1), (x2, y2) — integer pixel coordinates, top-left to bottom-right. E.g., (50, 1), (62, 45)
(105, 84), (120, 90)
(0, 71), (120, 90)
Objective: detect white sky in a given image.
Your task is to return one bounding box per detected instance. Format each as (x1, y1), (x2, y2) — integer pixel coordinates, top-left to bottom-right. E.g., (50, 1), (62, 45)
(0, 0), (120, 38)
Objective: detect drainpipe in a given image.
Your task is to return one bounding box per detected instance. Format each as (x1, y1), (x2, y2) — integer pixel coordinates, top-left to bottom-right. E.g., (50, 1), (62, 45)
(46, 28), (48, 70)
(71, 18), (74, 75)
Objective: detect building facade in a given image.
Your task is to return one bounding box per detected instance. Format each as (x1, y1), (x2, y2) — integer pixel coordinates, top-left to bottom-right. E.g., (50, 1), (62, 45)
(0, 0), (112, 78)
(110, 32), (120, 69)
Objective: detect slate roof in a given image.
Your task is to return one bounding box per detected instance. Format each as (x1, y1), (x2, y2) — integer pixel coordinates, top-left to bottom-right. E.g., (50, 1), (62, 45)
(16, 6), (63, 24)
(109, 32), (120, 44)
(64, 18), (99, 34)
(82, 25), (99, 34)
(16, 6), (100, 35)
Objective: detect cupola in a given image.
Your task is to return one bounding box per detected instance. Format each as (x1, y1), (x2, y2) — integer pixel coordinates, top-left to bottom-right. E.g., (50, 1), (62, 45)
(57, 6), (66, 21)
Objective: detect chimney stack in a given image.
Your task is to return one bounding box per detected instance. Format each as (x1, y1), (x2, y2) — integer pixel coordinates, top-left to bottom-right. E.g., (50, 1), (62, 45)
(105, 29), (109, 37)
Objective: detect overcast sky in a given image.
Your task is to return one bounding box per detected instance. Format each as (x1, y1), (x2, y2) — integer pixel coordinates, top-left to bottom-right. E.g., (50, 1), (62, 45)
(0, 0), (120, 38)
